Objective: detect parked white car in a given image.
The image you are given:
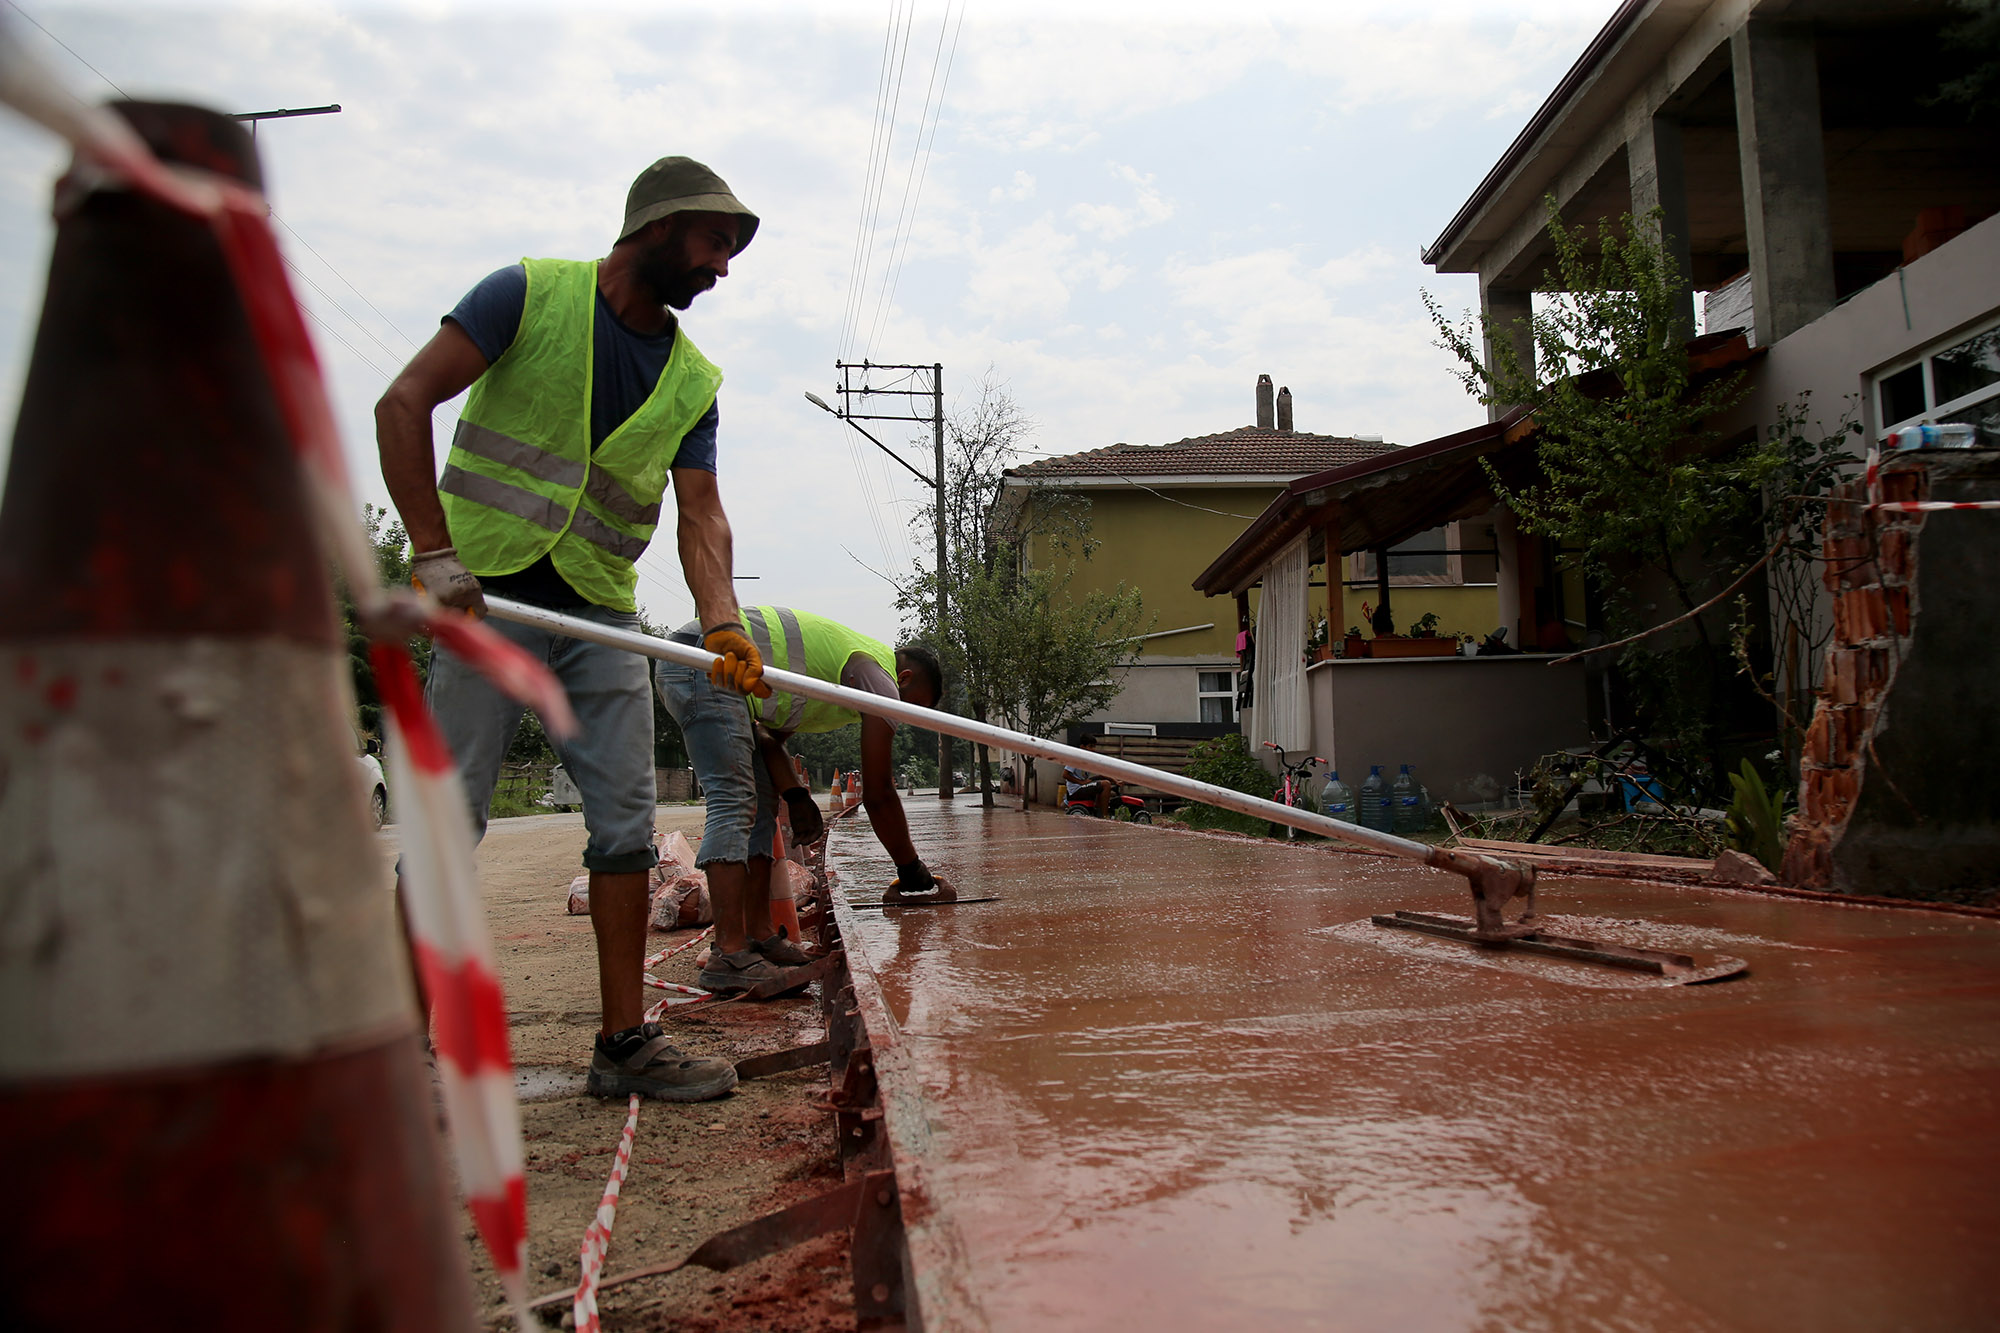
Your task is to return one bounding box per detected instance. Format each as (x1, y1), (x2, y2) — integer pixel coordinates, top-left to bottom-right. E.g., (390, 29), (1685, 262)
(357, 741), (389, 829)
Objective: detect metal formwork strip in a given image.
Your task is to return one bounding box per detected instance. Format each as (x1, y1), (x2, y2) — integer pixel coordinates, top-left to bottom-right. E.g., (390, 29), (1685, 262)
(830, 889), (990, 1332)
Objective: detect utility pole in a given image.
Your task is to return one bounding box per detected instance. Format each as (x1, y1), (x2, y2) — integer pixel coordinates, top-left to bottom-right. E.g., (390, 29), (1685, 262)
(820, 360), (954, 800)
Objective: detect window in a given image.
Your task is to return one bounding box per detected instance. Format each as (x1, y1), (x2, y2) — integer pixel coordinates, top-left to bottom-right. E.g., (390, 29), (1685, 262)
(1876, 319), (2000, 440)
(1350, 523), (1464, 586)
(1197, 670), (1237, 724)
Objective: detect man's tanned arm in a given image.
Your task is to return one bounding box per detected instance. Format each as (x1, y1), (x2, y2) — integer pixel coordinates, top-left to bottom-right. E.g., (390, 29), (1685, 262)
(673, 466), (740, 631)
(375, 323), (490, 553)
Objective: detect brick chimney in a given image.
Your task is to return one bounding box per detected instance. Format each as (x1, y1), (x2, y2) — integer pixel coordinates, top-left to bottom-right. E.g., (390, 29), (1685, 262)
(1256, 374), (1274, 429)
(1276, 386), (1294, 431)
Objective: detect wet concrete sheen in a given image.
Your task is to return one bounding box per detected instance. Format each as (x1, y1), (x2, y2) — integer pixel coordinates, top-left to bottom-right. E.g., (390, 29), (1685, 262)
(830, 802), (2000, 1331)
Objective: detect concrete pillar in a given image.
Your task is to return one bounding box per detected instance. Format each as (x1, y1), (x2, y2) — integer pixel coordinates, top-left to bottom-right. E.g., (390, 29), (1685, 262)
(1492, 506), (1522, 649)
(1627, 113), (1696, 342)
(1480, 282), (1535, 422)
(1731, 19), (1835, 345)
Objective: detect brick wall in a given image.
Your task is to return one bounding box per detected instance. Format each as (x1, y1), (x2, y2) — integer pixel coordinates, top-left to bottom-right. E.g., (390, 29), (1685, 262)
(1782, 467), (1926, 887)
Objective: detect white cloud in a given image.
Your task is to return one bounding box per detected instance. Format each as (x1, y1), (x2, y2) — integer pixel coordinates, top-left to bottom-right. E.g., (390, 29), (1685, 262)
(1069, 162), (1174, 240)
(990, 170), (1036, 202)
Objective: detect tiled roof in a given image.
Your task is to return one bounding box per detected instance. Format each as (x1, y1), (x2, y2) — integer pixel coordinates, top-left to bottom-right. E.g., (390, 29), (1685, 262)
(1004, 427), (1399, 479)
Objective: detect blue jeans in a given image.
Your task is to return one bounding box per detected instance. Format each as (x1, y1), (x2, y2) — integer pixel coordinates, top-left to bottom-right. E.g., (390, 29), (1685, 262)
(654, 636), (776, 868)
(426, 604), (657, 874)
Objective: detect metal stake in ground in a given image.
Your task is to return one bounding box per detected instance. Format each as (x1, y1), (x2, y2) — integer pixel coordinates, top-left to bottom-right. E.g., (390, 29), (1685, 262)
(484, 596), (1539, 929)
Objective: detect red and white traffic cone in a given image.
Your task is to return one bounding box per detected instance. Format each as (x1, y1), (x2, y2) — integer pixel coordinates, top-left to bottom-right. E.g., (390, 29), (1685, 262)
(0, 103), (474, 1330)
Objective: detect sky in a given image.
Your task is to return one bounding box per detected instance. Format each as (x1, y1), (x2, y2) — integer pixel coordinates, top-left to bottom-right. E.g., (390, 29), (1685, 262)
(0, 0), (1615, 643)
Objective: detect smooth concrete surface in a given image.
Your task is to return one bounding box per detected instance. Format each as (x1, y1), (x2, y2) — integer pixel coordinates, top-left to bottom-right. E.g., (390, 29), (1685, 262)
(1306, 653), (1592, 806)
(831, 800), (2000, 1332)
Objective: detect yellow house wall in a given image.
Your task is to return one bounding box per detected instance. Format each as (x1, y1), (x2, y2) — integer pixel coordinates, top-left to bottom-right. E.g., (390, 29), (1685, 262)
(1022, 488), (1500, 659)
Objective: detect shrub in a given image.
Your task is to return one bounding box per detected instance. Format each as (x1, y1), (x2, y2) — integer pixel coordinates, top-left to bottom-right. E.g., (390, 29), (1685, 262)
(1180, 734), (1273, 835)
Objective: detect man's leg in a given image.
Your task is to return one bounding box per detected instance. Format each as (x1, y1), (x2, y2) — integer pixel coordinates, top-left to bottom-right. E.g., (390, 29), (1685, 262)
(587, 870), (651, 1034)
(651, 648), (788, 993)
(559, 612), (734, 1101)
(548, 615), (659, 1035)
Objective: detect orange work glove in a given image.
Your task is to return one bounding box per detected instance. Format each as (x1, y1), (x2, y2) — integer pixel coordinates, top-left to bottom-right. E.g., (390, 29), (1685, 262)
(703, 622), (771, 698)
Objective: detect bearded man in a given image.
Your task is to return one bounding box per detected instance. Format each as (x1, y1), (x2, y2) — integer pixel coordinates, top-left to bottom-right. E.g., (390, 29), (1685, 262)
(376, 157), (765, 1103)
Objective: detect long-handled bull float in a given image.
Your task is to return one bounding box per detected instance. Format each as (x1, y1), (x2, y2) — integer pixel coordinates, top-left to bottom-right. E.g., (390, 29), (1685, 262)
(487, 597), (1742, 981)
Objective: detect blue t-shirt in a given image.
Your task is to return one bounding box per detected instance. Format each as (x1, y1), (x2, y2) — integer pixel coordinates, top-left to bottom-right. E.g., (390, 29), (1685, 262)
(444, 263), (719, 606)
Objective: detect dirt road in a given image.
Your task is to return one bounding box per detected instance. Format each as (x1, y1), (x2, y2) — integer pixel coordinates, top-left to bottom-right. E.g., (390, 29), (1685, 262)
(379, 807), (849, 1331)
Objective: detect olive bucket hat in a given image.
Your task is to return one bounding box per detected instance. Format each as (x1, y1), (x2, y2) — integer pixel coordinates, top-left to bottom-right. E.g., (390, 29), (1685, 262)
(618, 156), (759, 255)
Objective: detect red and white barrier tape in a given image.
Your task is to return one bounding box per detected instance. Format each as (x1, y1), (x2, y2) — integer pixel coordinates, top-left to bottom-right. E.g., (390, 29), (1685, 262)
(644, 927), (712, 970)
(574, 1093), (642, 1333)
(643, 976), (711, 997)
(0, 32), (562, 1329)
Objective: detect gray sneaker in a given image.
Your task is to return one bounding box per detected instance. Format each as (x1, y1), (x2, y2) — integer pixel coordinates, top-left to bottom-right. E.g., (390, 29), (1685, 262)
(754, 932), (813, 966)
(698, 947), (787, 995)
(586, 1024), (737, 1102)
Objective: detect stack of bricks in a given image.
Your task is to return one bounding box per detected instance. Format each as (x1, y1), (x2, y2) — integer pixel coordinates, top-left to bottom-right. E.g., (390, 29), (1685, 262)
(1781, 464), (1926, 886)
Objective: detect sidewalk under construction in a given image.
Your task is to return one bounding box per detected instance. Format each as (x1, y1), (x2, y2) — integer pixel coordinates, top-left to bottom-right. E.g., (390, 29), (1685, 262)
(822, 799), (2000, 1331)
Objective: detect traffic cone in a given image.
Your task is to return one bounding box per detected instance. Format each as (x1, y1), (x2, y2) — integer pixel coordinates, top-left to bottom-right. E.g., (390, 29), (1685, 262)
(0, 103), (474, 1329)
(769, 826), (802, 945)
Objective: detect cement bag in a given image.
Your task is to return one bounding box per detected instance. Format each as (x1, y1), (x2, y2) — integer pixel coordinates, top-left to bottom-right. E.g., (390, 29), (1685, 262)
(565, 874), (590, 916)
(657, 830), (699, 878)
(651, 873), (710, 930)
(649, 830), (711, 930)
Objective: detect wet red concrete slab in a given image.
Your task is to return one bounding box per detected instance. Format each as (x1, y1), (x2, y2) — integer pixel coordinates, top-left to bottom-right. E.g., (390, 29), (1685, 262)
(828, 801), (2000, 1332)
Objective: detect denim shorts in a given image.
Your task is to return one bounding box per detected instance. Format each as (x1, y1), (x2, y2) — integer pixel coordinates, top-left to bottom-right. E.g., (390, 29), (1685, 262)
(654, 632), (776, 867)
(426, 603), (657, 874)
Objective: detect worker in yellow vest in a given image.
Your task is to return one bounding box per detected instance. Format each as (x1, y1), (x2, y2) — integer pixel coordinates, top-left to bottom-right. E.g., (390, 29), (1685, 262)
(655, 607), (951, 994)
(376, 157), (766, 1102)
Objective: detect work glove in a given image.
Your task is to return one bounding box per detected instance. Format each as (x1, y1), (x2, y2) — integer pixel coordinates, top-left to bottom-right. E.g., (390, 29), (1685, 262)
(410, 546), (486, 617)
(782, 787), (825, 845)
(703, 622), (771, 698)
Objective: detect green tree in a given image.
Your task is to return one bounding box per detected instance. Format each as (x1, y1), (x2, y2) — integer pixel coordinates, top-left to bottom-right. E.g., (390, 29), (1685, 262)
(896, 375), (1148, 808)
(1426, 202), (1777, 794)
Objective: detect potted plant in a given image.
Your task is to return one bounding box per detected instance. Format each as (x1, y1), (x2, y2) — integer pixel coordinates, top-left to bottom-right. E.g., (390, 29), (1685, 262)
(1305, 615), (1333, 663)
(1411, 611), (1442, 638)
(1341, 624), (1368, 658)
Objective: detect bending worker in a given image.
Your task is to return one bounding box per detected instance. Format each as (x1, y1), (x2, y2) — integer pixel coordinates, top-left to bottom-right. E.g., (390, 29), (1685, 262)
(655, 606), (949, 994)
(376, 156), (767, 1103)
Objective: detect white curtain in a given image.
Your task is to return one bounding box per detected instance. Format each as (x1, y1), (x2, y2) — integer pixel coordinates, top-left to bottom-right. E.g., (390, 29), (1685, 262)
(1251, 535), (1310, 753)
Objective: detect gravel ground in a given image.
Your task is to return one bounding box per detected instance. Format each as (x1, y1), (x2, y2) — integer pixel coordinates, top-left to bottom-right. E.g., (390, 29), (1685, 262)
(377, 805), (853, 1331)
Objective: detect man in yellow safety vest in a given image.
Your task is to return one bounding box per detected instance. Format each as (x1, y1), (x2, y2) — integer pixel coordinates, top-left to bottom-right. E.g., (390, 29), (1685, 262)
(654, 607), (951, 994)
(376, 157), (767, 1102)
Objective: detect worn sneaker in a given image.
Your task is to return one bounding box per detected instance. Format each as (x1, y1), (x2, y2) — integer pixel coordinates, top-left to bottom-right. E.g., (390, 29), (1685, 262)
(586, 1024), (736, 1102)
(697, 947), (788, 995)
(754, 931), (812, 966)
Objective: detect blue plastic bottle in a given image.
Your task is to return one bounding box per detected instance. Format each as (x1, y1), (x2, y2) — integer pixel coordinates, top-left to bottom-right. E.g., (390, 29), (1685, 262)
(1320, 771), (1356, 824)
(1391, 764), (1423, 834)
(1359, 766), (1389, 831)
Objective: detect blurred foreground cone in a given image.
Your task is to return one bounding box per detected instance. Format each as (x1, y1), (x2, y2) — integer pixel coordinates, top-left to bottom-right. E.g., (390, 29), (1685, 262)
(0, 104), (475, 1329)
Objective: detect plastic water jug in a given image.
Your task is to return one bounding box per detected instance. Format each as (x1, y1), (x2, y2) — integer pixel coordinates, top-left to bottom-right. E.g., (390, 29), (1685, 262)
(1320, 772), (1356, 824)
(1391, 764), (1423, 834)
(1359, 766), (1390, 832)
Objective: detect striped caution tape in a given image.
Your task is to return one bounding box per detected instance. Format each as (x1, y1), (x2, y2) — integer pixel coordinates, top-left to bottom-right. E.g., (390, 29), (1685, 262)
(644, 928), (712, 970)
(575, 1093), (643, 1333)
(0, 48), (570, 1331)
